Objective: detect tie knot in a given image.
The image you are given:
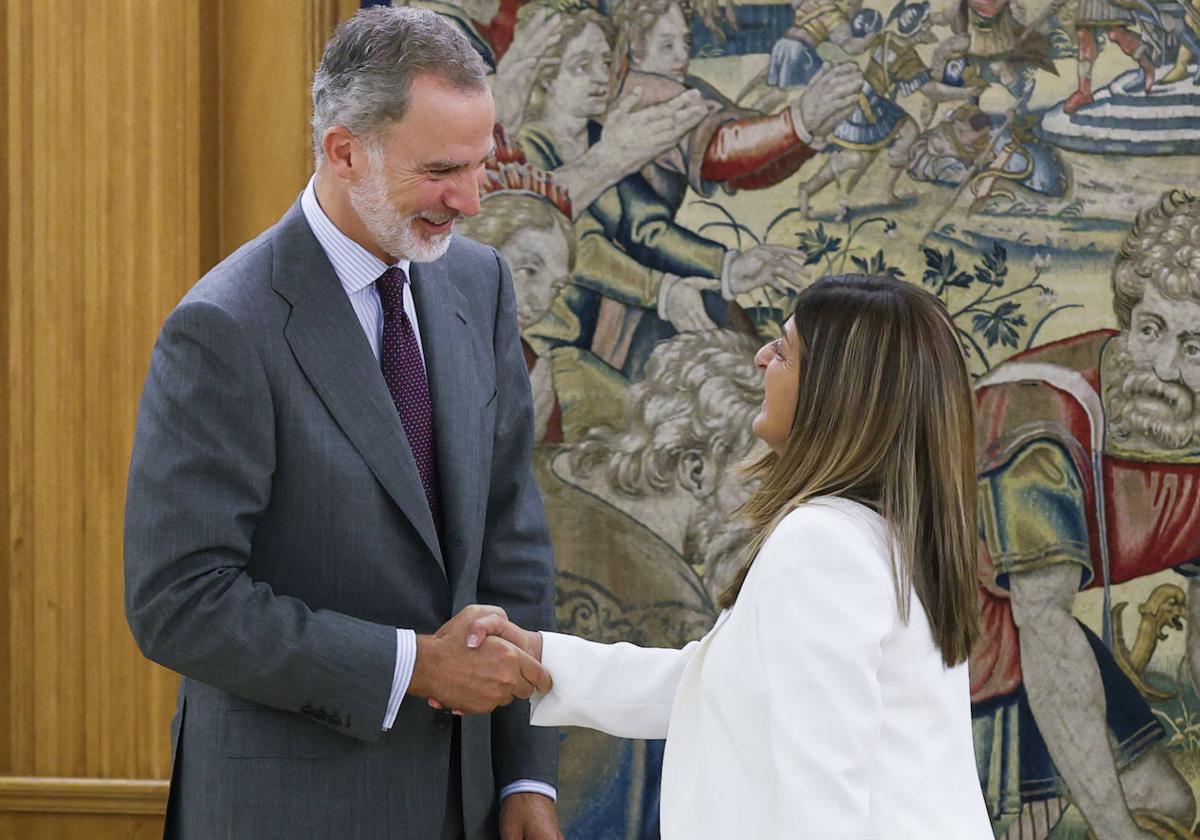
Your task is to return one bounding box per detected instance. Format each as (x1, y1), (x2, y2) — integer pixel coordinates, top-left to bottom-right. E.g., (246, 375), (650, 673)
(377, 266), (407, 317)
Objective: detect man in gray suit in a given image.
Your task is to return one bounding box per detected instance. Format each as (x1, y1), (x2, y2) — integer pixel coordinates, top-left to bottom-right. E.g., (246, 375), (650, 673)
(124, 7), (562, 839)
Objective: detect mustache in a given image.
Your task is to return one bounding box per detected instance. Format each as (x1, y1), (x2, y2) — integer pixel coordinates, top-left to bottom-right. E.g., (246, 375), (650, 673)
(1117, 371), (1195, 418)
(417, 210), (461, 226)
(1107, 369), (1200, 449)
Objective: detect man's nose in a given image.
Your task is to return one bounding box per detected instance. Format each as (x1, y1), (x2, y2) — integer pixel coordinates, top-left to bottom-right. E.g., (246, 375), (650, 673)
(1152, 342), (1184, 383)
(754, 344), (770, 369)
(445, 170), (483, 217)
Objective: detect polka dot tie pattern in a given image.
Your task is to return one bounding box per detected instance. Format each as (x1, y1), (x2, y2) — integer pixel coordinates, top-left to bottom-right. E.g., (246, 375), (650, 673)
(376, 266), (442, 532)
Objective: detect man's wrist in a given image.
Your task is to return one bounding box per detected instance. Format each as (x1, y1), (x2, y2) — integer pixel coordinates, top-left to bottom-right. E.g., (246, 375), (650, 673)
(789, 99), (827, 150)
(789, 100), (815, 146)
(578, 141), (618, 174)
(656, 273), (683, 319)
(499, 780), (558, 801)
(406, 633), (438, 699)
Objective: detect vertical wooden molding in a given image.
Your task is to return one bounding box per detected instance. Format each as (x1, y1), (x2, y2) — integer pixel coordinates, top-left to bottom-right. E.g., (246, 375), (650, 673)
(0, 0), (13, 780)
(308, 0), (349, 74)
(199, 0), (221, 276)
(4, 0), (36, 780)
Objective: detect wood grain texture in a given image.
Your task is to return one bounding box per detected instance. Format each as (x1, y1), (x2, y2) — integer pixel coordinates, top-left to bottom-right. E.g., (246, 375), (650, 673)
(2, 0), (204, 783)
(0, 0), (13, 784)
(1, 2), (358, 833)
(216, 0), (351, 253)
(0, 777), (168, 815)
(0, 813), (164, 840)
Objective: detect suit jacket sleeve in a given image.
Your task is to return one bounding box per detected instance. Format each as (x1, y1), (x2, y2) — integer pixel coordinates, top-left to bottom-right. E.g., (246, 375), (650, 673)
(752, 506), (894, 838)
(476, 249), (561, 789)
(529, 633), (700, 739)
(124, 297), (396, 743)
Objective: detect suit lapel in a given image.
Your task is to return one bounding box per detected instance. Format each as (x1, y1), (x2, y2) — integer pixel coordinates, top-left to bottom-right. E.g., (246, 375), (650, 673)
(270, 202), (445, 573)
(409, 258), (477, 583)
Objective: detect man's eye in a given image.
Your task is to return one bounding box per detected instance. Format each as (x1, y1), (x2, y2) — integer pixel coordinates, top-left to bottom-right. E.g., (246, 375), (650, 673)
(1140, 324), (1159, 338)
(1184, 342), (1200, 360)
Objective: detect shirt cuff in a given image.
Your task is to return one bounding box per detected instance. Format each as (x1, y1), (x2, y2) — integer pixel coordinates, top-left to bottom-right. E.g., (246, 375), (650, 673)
(656, 273), (683, 319)
(382, 628), (417, 731)
(720, 250), (737, 301)
(789, 100), (826, 150)
(499, 780), (558, 801)
(790, 103), (815, 146)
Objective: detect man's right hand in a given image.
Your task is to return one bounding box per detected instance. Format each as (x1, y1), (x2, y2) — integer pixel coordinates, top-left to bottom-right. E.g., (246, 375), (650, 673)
(726, 244), (812, 295)
(663, 275), (721, 333)
(598, 86), (717, 168)
(790, 62), (863, 141)
(464, 610), (544, 662)
(407, 605), (551, 715)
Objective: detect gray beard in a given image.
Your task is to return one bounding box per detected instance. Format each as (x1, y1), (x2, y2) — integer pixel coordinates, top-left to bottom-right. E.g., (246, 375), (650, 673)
(348, 156), (455, 264)
(1105, 338), (1200, 450)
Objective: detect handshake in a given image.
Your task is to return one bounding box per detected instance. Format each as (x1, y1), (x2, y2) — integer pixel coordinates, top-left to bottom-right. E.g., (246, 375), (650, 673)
(407, 605), (547, 715)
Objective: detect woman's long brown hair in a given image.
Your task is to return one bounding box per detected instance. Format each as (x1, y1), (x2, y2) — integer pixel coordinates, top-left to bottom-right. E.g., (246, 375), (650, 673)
(718, 274), (980, 667)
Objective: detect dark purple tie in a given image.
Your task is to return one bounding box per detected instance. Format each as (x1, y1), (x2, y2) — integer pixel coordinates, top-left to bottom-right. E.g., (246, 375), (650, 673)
(377, 267), (442, 531)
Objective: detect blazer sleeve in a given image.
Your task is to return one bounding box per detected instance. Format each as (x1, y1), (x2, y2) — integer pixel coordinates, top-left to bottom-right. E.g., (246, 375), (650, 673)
(123, 297), (396, 743)
(751, 506), (895, 839)
(475, 249), (561, 789)
(529, 632), (701, 739)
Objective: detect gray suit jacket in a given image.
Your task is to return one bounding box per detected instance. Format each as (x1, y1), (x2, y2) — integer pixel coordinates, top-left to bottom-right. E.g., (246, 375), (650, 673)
(124, 199), (558, 839)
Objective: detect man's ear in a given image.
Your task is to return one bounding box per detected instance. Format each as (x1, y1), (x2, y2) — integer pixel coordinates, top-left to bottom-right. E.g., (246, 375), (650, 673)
(321, 125), (360, 181)
(677, 450), (713, 496)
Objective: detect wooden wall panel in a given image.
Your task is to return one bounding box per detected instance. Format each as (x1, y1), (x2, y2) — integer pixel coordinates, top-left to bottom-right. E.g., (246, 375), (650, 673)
(217, 0), (352, 253)
(0, 0), (13, 784)
(0, 814), (164, 840)
(1, 0), (355, 831)
(3, 0), (212, 781)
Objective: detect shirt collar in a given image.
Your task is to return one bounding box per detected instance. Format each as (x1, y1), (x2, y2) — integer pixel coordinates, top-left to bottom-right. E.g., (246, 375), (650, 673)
(300, 176), (411, 295)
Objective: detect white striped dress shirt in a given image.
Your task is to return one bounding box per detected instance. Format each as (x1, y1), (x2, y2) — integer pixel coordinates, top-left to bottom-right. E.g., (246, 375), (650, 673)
(300, 179), (555, 803)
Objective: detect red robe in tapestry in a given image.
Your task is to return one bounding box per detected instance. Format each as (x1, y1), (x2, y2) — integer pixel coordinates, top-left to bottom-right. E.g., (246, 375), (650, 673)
(970, 330), (1200, 704)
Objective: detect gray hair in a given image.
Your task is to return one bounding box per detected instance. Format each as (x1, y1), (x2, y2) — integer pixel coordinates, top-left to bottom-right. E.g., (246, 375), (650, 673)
(311, 6), (489, 162)
(1112, 190), (1200, 329)
(570, 330), (762, 497)
(455, 192), (576, 270)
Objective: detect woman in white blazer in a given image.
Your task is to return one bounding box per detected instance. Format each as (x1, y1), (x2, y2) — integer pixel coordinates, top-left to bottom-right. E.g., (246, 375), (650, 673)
(453, 274), (993, 839)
